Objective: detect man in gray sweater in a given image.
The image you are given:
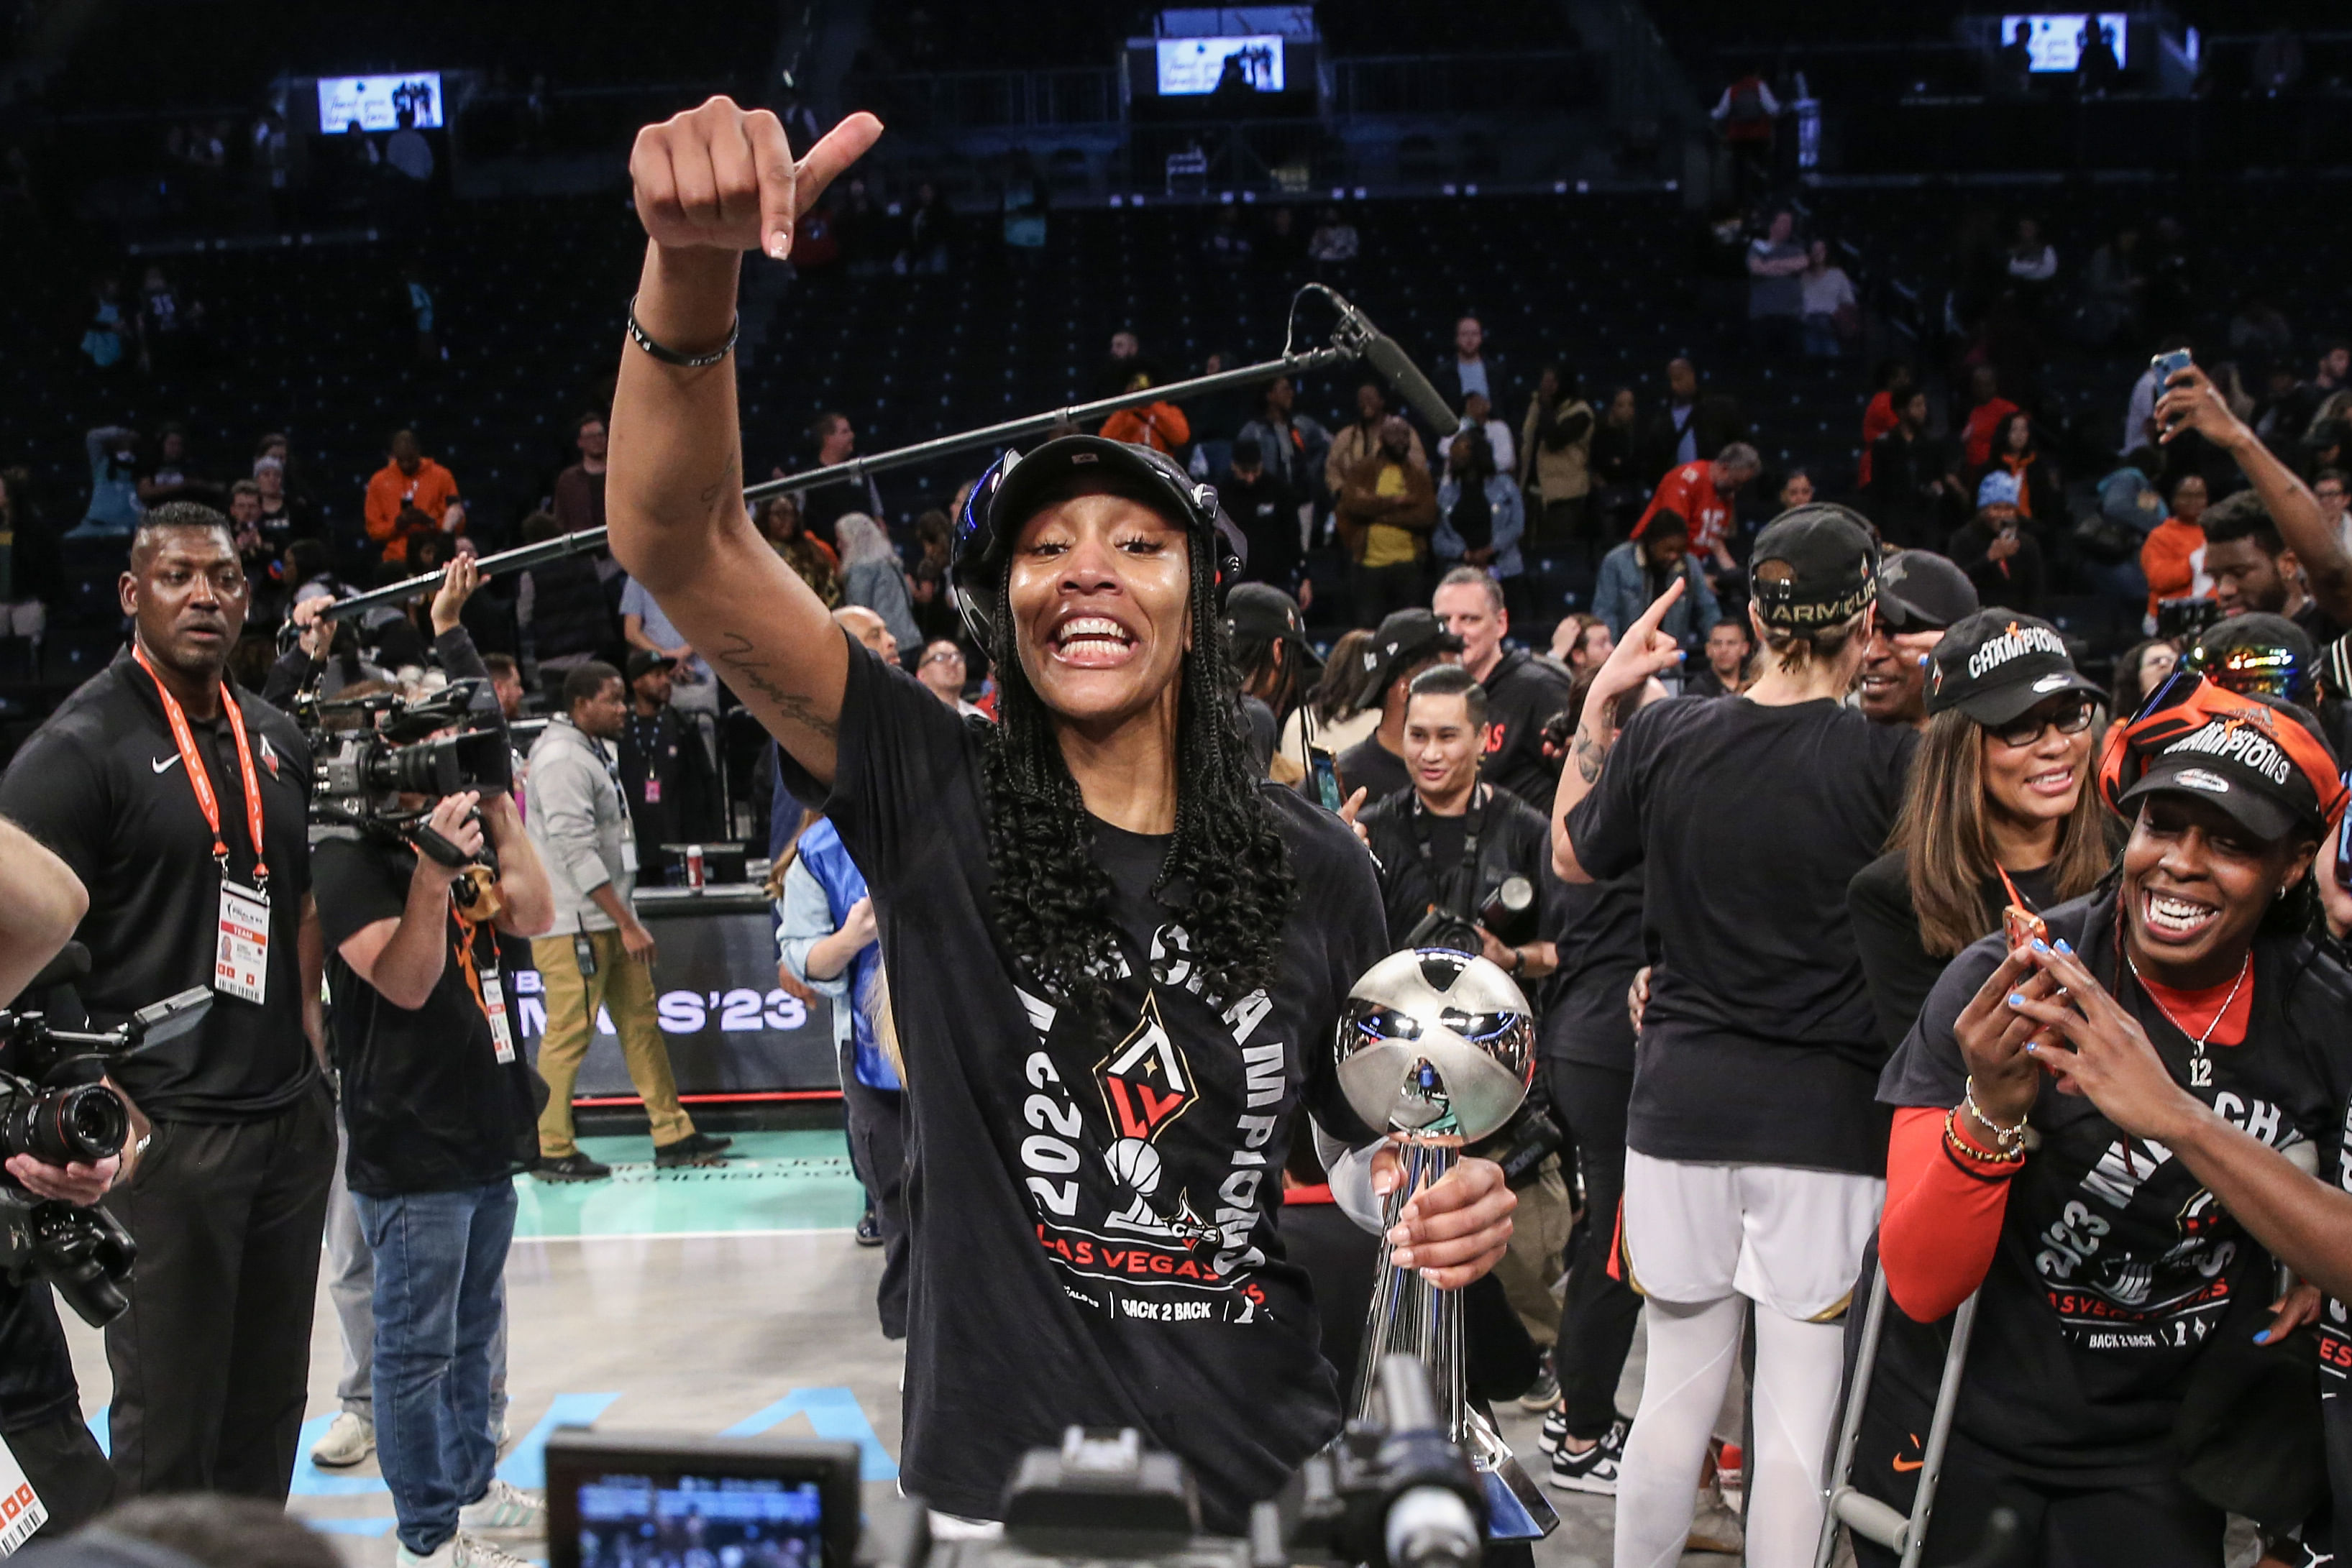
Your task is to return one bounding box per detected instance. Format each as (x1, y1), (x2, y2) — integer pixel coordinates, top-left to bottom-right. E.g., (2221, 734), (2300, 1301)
(524, 661), (729, 1178)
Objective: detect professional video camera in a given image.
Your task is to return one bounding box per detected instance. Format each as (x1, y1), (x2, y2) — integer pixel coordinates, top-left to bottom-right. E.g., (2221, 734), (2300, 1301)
(546, 1356), (1488, 1568)
(298, 677), (511, 871)
(0, 945), (211, 1326)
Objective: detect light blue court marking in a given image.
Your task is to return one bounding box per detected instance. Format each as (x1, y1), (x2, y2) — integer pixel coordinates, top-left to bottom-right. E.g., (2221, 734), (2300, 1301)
(290, 1413), (390, 1497)
(722, 1388), (898, 1481)
(306, 1517), (397, 1536)
(86, 1408), (105, 1457)
(498, 1392), (622, 1491)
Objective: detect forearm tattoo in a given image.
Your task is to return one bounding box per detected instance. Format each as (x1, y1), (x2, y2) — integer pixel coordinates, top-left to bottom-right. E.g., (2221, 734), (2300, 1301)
(1573, 723), (1613, 784)
(715, 629), (838, 741)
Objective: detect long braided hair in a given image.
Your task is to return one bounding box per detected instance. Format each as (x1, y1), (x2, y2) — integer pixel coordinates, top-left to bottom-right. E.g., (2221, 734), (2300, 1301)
(976, 531), (1296, 1023)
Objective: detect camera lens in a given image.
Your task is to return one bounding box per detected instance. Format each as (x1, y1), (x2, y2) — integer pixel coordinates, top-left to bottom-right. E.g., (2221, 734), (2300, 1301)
(2, 1083), (129, 1166)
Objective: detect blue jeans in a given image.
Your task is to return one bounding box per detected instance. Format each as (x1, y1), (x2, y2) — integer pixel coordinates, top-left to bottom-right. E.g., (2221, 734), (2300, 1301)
(354, 1180), (518, 1556)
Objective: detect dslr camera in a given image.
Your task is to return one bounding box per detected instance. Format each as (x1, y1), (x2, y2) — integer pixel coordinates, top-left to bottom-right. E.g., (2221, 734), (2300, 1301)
(1403, 876), (1537, 958)
(0, 946), (211, 1326)
(300, 677), (511, 871)
(546, 1356), (1488, 1568)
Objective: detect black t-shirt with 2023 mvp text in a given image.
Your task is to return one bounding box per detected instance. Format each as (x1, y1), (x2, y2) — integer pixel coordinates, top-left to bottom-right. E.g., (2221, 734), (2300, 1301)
(312, 833), (541, 1198)
(777, 637), (1389, 1531)
(1877, 890), (2344, 1487)
(1565, 694), (1917, 1175)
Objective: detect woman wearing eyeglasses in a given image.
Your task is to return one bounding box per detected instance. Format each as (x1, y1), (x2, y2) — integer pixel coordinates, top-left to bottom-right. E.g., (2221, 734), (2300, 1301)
(1849, 609), (2115, 1052)
(1849, 672), (2348, 1567)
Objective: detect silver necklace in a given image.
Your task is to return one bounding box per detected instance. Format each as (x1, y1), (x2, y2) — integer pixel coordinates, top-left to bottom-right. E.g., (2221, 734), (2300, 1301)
(2128, 952), (2251, 1086)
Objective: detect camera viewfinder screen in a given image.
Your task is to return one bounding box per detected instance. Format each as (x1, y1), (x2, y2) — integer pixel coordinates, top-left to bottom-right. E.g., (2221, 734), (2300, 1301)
(575, 1472), (824, 1568)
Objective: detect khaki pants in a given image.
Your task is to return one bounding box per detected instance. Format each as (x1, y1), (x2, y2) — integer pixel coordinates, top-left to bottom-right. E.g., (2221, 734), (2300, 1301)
(530, 930), (696, 1155)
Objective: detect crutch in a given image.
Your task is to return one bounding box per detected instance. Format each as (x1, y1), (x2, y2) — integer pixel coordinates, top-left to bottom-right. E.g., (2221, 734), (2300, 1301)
(1813, 1262), (1982, 1568)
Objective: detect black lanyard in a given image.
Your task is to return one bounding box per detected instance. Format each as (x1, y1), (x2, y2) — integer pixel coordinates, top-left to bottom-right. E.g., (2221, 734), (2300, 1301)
(1410, 786), (1487, 920)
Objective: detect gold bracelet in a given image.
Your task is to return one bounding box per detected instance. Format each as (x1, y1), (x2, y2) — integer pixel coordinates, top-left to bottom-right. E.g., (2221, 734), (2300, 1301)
(1962, 1076), (2028, 1155)
(1944, 1107), (2025, 1166)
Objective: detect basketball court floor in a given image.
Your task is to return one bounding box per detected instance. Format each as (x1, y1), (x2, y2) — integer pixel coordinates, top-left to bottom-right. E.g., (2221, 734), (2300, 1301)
(58, 1131), (1731, 1568)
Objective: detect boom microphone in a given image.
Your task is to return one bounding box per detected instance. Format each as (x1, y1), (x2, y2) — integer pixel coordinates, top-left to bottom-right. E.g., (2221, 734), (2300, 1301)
(1327, 291), (1468, 442)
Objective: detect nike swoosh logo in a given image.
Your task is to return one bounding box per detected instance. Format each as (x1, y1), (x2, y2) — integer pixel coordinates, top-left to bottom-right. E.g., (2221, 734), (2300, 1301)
(151, 754), (182, 774)
(1891, 1456), (1924, 1473)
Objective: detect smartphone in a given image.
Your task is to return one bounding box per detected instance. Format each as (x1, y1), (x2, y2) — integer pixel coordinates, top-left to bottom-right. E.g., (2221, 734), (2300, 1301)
(2338, 772), (2352, 891)
(1309, 748), (1342, 812)
(2152, 348), (2194, 433)
(2003, 904), (2049, 951)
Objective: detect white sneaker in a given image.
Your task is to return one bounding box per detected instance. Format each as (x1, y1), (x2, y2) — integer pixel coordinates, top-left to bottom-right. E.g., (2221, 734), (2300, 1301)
(393, 1540), (456, 1567)
(453, 1533), (538, 1568)
(458, 1477), (546, 1535)
(311, 1411), (375, 1468)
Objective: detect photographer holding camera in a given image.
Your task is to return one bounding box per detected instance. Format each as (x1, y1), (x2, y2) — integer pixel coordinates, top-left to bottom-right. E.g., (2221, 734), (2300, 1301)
(1358, 664), (1560, 981)
(312, 730), (552, 1567)
(0, 815), (112, 1539)
(0, 502), (331, 1503)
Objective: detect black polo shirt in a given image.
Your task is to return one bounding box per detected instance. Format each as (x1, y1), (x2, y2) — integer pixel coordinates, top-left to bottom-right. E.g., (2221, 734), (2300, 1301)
(0, 651), (316, 1122)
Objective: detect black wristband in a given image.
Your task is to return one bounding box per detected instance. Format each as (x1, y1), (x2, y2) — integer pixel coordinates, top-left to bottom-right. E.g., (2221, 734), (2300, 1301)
(626, 293), (738, 369)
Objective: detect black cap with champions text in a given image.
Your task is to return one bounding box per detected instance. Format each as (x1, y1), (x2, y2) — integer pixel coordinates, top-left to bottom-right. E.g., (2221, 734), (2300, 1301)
(1926, 609), (2105, 725)
(1364, 608), (1463, 693)
(1748, 505), (1877, 632)
(2115, 689), (2344, 844)
(1877, 549), (1980, 633)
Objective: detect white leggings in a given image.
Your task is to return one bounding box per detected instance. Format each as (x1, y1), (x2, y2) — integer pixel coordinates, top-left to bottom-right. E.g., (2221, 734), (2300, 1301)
(1611, 1294), (1848, 1568)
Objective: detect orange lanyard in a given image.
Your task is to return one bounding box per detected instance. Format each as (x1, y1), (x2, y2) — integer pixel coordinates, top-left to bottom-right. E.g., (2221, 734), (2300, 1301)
(133, 645), (269, 890)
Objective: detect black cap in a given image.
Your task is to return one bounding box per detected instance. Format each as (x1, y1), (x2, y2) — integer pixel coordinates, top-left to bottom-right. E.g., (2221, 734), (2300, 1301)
(2190, 612), (2317, 703)
(1225, 583), (1324, 671)
(1877, 549), (1980, 633)
(2116, 692), (2343, 844)
(624, 648), (676, 683)
(1926, 610), (2104, 724)
(1364, 608), (1463, 693)
(1749, 505), (1877, 631)
(950, 434), (1245, 648)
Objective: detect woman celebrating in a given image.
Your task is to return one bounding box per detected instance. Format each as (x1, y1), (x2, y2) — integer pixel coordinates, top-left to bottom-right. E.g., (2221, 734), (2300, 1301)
(1849, 609), (2111, 1050)
(1858, 674), (2346, 1566)
(1555, 505), (1916, 1568)
(604, 96), (1512, 1533)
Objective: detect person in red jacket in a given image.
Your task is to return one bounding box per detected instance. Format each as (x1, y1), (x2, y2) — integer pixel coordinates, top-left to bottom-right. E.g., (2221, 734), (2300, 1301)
(1960, 365), (2020, 472)
(1632, 444), (1759, 579)
(1857, 361), (1914, 490)
(1098, 372), (1191, 456)
(1857, 674), (2346, 1567)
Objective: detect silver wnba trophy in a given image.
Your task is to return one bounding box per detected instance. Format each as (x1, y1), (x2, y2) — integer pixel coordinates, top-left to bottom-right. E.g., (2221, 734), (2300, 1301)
(1335, 947), (1558, 1542)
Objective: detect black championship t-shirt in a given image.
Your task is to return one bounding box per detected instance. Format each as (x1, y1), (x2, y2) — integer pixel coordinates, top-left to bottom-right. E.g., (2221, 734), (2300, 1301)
(777, 641), (1388, 1531)
(314, 834), (539, 1198)
(1475, 650), (1575, 811)
(1848, 853), (2063, 1053)
(1567, 695), (1916, 1174)
(1540, 870), (1645, 1073)
(2302, 954), (2352, 1563)
(1877, 891), (2340, 1485)
(1334, 734), (1410, 806)
(1359, 785), (1565, 956)
(0, 654), (316, 1119)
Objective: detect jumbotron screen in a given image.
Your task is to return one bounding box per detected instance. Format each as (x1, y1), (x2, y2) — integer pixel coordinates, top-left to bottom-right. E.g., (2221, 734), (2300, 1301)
(1154, 37), (1285, 95)
(1998, 14), (2128, 73)
(316, 73), (445, 133)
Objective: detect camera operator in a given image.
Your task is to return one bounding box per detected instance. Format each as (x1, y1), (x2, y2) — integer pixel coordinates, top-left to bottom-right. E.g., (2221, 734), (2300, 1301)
(0, 502), (330, 1502)
(312, 739), (553, 1567)
(1358, 664), (1560, 982)
(0, 817), (109, 1539)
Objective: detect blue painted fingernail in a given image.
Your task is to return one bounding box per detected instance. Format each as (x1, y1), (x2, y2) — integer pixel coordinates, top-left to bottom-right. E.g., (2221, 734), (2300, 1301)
(2055, 939), (2073, 955)
(2008, 991), (2026, 1007)
(2255, 1331), (2271, 1344)
(2025, 1042), (2038, 1053)
(2032, 938), (2050, 953)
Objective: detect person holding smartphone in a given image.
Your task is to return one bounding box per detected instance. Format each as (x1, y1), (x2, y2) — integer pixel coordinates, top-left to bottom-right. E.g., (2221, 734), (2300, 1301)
(1949, 470), (2046, 614)
(1857, 674), (2346, 1566)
